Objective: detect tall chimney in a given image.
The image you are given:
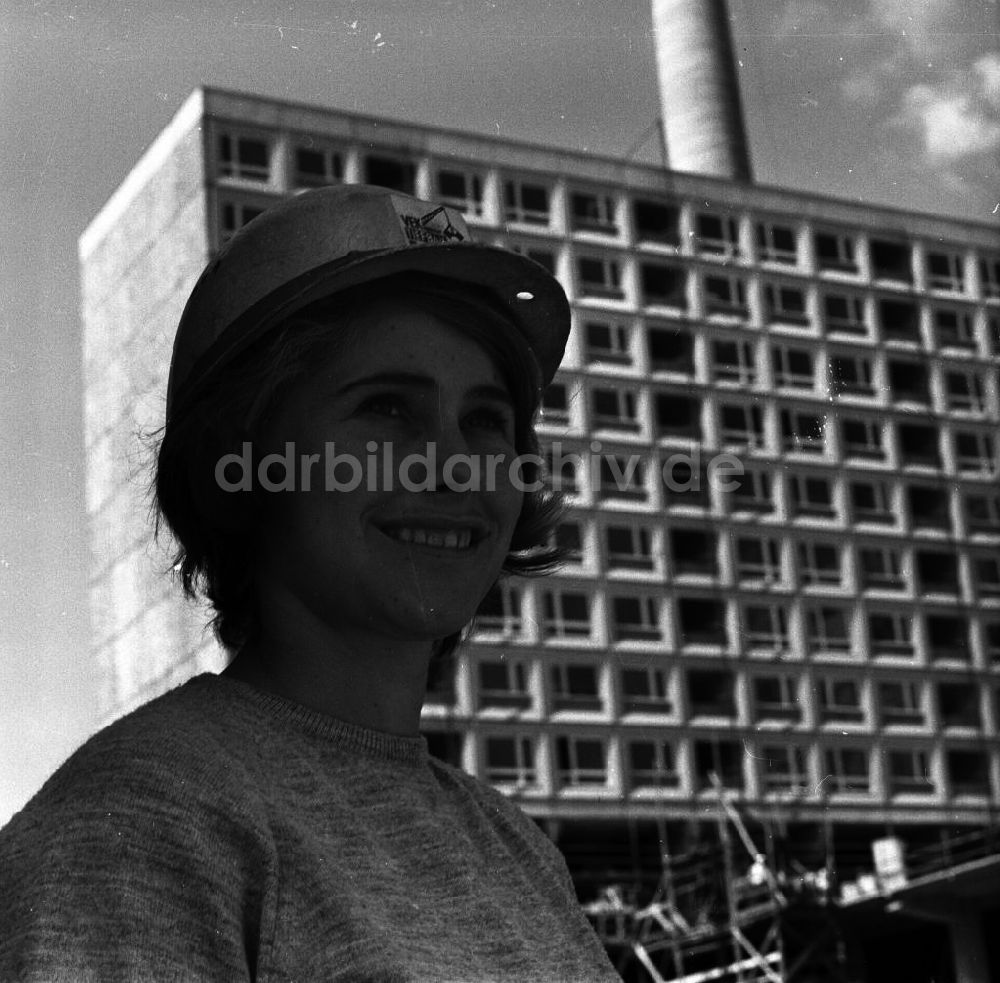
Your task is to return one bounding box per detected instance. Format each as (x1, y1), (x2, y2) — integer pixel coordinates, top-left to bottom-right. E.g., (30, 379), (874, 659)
(652, 0), (753, 182)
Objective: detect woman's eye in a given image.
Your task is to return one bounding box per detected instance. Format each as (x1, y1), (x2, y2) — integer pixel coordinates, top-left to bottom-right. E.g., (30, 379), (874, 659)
(465, 408), (513, 434)
(357, 395), (406, 418)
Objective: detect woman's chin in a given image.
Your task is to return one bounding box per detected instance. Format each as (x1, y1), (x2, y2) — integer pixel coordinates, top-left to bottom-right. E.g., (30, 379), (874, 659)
(404, 608), (476, 642)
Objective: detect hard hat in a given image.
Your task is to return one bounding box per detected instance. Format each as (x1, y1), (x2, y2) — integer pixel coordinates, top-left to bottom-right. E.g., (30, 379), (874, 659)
(166, 183), (570, 418)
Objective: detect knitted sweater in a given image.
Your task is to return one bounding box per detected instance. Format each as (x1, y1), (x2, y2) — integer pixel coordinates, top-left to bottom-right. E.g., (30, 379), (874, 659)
(0, 674), (621, 982)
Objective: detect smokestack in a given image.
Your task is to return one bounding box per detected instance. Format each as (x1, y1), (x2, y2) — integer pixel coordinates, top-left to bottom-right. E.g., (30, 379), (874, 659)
(652, 0), (753, 182)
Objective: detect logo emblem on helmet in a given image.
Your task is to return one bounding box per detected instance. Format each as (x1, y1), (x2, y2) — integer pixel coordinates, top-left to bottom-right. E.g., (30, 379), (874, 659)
(397, 205), (466, 245)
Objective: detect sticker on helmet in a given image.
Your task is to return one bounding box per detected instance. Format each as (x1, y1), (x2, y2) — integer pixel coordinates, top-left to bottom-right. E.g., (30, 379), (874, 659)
(391, 197), (468, 245)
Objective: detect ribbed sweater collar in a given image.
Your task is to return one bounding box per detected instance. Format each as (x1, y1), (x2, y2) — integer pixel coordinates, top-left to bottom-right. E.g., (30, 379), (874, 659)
(189, 673), (430, 766)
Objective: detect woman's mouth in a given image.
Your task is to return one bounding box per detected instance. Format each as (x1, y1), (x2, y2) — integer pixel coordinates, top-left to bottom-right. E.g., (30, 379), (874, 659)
(376, 519), (493, 552)
(384, 526), (475, 550)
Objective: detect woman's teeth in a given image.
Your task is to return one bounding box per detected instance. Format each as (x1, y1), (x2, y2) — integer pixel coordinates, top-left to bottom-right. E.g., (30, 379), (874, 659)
(387, 528), (474, 549)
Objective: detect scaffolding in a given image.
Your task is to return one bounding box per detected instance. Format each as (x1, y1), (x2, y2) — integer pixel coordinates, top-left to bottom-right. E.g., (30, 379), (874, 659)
(584, 777), (849, 983)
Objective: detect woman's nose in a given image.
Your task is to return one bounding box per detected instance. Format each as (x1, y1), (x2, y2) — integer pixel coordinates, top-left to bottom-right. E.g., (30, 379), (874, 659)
(427, 419), (475, 491)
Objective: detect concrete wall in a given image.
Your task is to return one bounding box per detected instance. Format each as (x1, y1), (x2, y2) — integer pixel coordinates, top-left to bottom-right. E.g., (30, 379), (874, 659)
(80, 105), (224, 718)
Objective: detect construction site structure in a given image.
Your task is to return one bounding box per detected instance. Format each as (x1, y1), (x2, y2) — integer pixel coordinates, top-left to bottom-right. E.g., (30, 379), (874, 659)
(581, 785), (1000, 983)
(584, 777), (849, 983)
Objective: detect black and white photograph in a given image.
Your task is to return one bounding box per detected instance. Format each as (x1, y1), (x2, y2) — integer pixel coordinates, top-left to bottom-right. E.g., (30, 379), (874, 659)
(2, 1), (999, 980)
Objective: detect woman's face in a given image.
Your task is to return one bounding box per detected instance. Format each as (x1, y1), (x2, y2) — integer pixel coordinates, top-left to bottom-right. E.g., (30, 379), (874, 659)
(253, 297), (525, 646)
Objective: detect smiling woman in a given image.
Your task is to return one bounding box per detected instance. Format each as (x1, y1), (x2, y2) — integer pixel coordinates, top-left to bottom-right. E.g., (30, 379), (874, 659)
(0, 185), (622, 981)
(158, 272), (560, 661)
(224, 293), (536, 732)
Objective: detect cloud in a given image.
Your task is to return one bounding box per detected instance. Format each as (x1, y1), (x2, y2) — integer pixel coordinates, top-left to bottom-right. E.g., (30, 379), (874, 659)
(765, 0), (997, 212)
(893, 51), (1000, 162)
(840, 52), (904, 108)
(815, 1), (1000, 165)
(868, 0), (952, 39)
(974, 52), (1000, 105)
(899, 84), (1000, 161)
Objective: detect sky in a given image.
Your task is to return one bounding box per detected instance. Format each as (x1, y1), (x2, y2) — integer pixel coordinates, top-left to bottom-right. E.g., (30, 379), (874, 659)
(1, 0), (997, 823)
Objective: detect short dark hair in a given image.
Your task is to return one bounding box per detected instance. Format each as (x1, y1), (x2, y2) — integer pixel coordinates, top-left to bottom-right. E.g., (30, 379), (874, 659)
(154, 273), (565, 659)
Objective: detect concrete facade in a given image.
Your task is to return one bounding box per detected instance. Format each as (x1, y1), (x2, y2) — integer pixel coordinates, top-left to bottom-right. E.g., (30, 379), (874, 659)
(80, 91), (223, 711)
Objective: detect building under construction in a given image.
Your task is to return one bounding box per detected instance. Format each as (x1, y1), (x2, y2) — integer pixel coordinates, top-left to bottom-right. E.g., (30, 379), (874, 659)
(580, 785), (1000, 981)
(79, 2), (1000, 980)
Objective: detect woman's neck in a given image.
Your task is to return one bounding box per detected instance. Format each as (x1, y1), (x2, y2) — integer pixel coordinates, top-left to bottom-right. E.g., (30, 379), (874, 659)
(223, 620), (435, 737)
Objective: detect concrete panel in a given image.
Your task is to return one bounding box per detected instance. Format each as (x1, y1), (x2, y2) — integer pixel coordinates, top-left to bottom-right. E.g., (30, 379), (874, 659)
(83, 356), (132, 449)
(80, 127), (207, 310)
(85, 425), (152, 541)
